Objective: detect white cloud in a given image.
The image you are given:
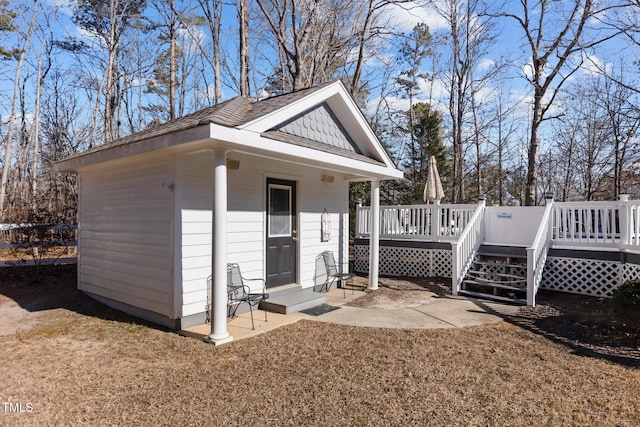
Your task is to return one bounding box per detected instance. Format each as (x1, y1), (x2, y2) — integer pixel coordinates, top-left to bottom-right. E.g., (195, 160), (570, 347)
(383, 2), (449, 33)
(579, 52), (611, 76)
(178, 26), (206, 55)
(478, 58), (496, 72)
(42, 0), (75, 16)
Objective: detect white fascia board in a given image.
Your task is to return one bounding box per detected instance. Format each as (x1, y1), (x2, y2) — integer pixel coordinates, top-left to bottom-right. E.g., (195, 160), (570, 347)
(55, 125), (212, 173)
(210, 123), (403, 181)
(325, 92), (396, 168)
(240, 82), (343, 132)
(239, 81), (397, 170)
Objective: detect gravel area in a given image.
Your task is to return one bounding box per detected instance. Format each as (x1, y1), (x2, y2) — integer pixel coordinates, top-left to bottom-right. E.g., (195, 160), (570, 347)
(1, 265), (639, 425)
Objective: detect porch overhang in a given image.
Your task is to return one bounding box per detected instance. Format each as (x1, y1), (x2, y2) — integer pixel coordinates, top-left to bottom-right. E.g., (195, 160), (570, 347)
(209, 124), (403, 182)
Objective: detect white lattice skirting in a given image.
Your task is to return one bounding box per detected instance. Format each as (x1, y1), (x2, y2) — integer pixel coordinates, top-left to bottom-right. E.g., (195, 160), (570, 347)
(355, 242), (640, 298)
(541, 257), (640, 298)
(354, 244), (451, 277)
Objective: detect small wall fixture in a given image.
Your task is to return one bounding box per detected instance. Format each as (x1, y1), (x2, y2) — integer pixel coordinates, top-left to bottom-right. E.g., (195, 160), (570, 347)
(321, 174), (334, 183)
(226, 159), (240, 170)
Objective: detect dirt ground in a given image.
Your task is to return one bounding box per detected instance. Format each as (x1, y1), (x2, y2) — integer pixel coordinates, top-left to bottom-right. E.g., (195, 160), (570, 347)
(1, 265), (640, 425)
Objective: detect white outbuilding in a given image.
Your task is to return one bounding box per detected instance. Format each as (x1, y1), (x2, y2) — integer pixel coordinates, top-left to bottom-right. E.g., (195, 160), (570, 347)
(56, 81), (403, 343)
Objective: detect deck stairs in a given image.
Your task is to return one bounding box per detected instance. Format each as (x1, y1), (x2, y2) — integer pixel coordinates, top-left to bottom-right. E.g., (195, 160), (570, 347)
(260, 286), (326, 314)
(459, 245), (528, 304)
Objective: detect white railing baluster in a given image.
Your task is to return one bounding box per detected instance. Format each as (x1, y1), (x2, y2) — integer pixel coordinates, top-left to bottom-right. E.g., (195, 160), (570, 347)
(356, 198), (640, 255)
(355, 203), (477, 241)
(551, 200), (624, 250)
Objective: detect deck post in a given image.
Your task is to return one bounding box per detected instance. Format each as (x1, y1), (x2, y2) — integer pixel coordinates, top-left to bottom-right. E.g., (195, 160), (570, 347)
(207, 148), (233, 345)
(368, 179), (380, 290)
(620, 194), (630, 248)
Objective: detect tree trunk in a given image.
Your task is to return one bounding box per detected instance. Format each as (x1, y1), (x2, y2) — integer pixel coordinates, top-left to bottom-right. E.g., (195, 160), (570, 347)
(169, 0), (176, 120)
(239, 0), (250, 97)
(525, 86), (544, 206)
(32, 27), (53, 203)
(213, 0), (222, 103)
(103, 0), (119, 143)
(351, 0), (375, 96)
(0, 5), (37, 220)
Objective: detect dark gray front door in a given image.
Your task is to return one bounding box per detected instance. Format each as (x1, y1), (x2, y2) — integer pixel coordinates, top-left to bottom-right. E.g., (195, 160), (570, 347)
(266, 178), (297, 288)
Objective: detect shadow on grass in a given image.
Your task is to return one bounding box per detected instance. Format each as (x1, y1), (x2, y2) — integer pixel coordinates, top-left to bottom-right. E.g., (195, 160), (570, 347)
(4, 267), (639, 368)
(0, 264), (170, 331)
(468, 292), (640, 369)
(371, 275), (640, 368)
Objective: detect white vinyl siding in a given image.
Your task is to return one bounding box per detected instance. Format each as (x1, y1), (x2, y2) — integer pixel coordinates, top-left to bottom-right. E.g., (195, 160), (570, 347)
(78, 157), (174, 317)
(178, 152), (351, 318)
(297, 177), (349, 288)
(178, 153), (213, 317)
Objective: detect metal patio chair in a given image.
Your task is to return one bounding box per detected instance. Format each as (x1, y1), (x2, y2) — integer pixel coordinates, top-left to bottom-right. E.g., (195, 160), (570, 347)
(227, 263), (269, 330)
(314, 251), (355, 297)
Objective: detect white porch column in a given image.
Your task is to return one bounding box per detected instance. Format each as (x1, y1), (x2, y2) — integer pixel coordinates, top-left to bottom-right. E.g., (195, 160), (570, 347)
(207, 149), (233, 345)
(368, 179), (380, 290)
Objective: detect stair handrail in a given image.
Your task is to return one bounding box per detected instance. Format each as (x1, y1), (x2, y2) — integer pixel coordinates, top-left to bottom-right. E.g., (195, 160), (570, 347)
(526, 197), (554, 306)
(451, 198), (486, 295)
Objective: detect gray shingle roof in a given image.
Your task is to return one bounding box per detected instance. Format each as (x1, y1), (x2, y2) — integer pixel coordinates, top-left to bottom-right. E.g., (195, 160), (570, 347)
(69, 84), (335, 159)
(56, 82), (394, 170)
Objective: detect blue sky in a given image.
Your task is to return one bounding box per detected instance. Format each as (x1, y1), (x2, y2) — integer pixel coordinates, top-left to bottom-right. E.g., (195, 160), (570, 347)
(1, 0), (639, 159)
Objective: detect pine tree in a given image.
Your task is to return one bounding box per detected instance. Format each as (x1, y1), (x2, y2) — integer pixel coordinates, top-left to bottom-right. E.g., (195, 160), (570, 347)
(411, 102), (450, 201)
(0, 0), (17, 59)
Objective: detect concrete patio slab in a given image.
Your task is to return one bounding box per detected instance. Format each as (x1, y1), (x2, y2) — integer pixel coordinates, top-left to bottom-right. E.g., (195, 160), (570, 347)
(181, 310), (309, 342)
(181, 286), (521, 343)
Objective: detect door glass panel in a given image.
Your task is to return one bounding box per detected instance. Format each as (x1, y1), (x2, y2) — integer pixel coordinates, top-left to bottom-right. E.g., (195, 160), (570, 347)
(269, 184), (291, 237)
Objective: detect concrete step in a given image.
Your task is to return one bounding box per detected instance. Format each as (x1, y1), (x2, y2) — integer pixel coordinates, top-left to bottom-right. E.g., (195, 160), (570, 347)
(261, 287), (326, 314)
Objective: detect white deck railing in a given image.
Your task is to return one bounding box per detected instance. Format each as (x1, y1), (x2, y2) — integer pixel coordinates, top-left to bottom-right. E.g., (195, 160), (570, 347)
(358, 197), (640, 253)
(527, 201), (554, 306)
(551, 201), (622, 250)
(356, 203), (477, 241)
(550, 198), (640, 253)
(356, 196), (640, 305)
(451, 200), (486, 295)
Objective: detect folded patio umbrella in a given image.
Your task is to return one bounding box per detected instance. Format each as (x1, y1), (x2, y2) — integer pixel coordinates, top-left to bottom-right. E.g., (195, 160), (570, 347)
(423, 156), (444, 204)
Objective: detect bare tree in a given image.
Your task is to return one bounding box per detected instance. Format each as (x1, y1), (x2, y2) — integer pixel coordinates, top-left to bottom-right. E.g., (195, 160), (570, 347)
(197, 0), (223, 103)
(30, 11), (57, 202)
(484, 84), (523, 205)
(551, 115), (580, 201)
(495, 0), (628, 205)
(0, 2), (37, 220)
(434, 0), (498, 203)
(348, 0), (415, 97)
(553, 67), (640, 200)
(598, 66), (640, 198)
(255, 0), (356, 91)
(72, 0), (147, 143)
(238, 0), (250, 97)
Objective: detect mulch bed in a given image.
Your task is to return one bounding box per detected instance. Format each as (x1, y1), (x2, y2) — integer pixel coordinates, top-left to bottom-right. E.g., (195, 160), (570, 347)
(510, 290), (640, 366)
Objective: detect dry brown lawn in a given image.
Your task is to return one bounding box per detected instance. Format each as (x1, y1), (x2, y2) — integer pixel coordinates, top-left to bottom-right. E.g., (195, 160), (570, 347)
(1, 265), (640, 426)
